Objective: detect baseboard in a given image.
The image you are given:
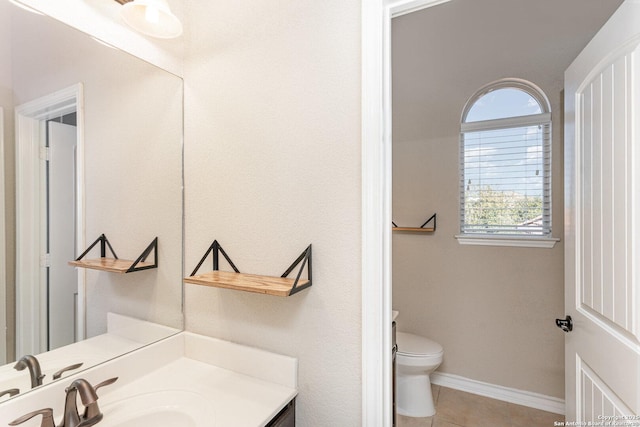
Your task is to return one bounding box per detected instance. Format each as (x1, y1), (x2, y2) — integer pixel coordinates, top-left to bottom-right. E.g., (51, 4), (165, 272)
(431, 372), (565, 415)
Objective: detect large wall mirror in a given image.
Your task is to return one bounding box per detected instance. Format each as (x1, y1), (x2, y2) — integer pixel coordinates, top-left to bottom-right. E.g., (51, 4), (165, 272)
(0, 1), (183, 403)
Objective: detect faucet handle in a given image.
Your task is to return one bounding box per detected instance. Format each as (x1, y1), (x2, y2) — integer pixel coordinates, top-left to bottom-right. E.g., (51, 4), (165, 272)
(8, 408), (55, 427)
(0, 388), (20, 398)
(94, 377), (118, 393)
(53, 363), (84, 380)
(81, 377), (118, 424)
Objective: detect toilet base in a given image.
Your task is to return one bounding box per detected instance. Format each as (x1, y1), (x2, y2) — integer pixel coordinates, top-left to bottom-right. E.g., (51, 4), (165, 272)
(396, 373), (436, 417)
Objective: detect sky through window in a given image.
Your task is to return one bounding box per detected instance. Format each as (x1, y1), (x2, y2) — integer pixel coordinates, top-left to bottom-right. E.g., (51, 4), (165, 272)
(465, 88), (542, 122)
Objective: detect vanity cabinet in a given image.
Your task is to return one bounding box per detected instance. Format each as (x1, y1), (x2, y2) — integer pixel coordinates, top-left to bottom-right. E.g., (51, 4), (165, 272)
(266, 399), (295, 427)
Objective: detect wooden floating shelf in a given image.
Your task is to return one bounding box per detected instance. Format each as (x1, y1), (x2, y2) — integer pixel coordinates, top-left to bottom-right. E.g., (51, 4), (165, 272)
(70, 234), (158, 274)
(69, 258), (155, 274)
(392, 227), (435, 232)
(186, 240), (312, 297)
(185, 271), (309, 297)
(392, 213), (437, 233)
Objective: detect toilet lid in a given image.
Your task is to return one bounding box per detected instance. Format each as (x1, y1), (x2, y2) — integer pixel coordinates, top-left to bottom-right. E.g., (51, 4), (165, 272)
(396, 332), (443, 356)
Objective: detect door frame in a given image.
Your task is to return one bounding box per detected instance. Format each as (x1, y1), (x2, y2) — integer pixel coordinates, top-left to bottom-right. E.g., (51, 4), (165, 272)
(0, 107), (6, 364)
(15, 84), (85, 357)
(361, 0), (452, 424)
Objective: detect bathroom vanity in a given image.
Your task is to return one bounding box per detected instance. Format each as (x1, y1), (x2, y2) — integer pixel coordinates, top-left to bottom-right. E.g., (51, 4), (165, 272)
(0, 332), (298, 426)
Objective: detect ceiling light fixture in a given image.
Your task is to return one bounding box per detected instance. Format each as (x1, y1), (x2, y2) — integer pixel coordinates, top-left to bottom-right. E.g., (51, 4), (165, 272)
(116, 0), (182, 39)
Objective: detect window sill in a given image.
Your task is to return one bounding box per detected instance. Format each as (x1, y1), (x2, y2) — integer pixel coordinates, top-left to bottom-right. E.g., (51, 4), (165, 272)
(455, 234), (560, 248)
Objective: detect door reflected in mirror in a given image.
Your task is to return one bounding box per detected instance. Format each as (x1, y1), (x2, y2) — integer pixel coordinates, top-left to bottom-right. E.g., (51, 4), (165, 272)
(0, 0), (184, 402)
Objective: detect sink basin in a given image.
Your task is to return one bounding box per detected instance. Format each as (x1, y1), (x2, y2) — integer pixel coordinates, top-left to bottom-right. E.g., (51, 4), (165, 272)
(101, 390), (214, 427)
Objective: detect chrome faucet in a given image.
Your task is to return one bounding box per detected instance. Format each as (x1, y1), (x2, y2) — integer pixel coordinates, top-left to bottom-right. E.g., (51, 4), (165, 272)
(13, 355), (45, 388)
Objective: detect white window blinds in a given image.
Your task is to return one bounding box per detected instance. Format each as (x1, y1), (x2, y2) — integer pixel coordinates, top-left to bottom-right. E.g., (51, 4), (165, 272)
(460, 84), (552, 237)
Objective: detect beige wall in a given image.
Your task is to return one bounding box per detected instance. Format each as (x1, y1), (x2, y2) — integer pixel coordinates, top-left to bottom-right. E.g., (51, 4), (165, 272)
(183, 1), (362, 424)
(392, 0), (620, 399)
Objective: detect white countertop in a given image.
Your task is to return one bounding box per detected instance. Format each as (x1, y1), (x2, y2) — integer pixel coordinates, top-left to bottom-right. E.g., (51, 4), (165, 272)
(0, 313), (180, 403)
(0, 332), (298, 427)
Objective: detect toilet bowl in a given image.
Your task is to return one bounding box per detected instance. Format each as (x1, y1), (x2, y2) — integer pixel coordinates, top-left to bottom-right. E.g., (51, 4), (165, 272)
(395, 332), (443, 417)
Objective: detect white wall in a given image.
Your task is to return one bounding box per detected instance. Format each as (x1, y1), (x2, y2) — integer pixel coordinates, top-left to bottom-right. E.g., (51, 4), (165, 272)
(183, 1), (362, 424)
(0, 5), (11, 101)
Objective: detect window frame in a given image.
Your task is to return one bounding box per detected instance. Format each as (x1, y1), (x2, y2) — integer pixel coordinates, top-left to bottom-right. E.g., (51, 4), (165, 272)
(456, 78), (559, 248)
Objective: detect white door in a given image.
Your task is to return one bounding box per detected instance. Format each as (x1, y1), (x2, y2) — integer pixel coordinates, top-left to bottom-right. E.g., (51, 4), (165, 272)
(564, 0), (640, 421)
(47, 121), (77, 350)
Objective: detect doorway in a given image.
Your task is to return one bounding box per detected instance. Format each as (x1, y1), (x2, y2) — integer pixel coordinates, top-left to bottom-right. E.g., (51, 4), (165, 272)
(46, 114), (78, 350)
(15, 84), (85, 357)
(361, 0), (629, 425)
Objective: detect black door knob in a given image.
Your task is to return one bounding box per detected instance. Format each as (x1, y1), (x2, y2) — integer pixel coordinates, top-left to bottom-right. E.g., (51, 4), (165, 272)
(555, 315), (573, 332)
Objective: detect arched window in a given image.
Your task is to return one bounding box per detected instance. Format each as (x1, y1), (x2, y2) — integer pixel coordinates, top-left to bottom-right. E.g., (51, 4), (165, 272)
(459, 78), (552, 238)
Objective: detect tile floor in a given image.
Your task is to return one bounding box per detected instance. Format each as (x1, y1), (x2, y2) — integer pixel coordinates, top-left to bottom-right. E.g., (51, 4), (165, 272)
(397, 385), (565, 427)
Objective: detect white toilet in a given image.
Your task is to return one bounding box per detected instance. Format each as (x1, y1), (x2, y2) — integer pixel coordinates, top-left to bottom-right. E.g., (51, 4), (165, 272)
(395, 331), (444, 417)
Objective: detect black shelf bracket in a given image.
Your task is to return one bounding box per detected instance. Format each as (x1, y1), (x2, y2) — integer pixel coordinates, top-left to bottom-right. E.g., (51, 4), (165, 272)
(75, 234), (159, 273)
(75, 234), (118, 260)
(189, 240), (240, 276)
(282, 244), (312, 295)
(420, 213), (437, 230)
(126, 237), (159, 273)
(392, 213), (437, 231)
